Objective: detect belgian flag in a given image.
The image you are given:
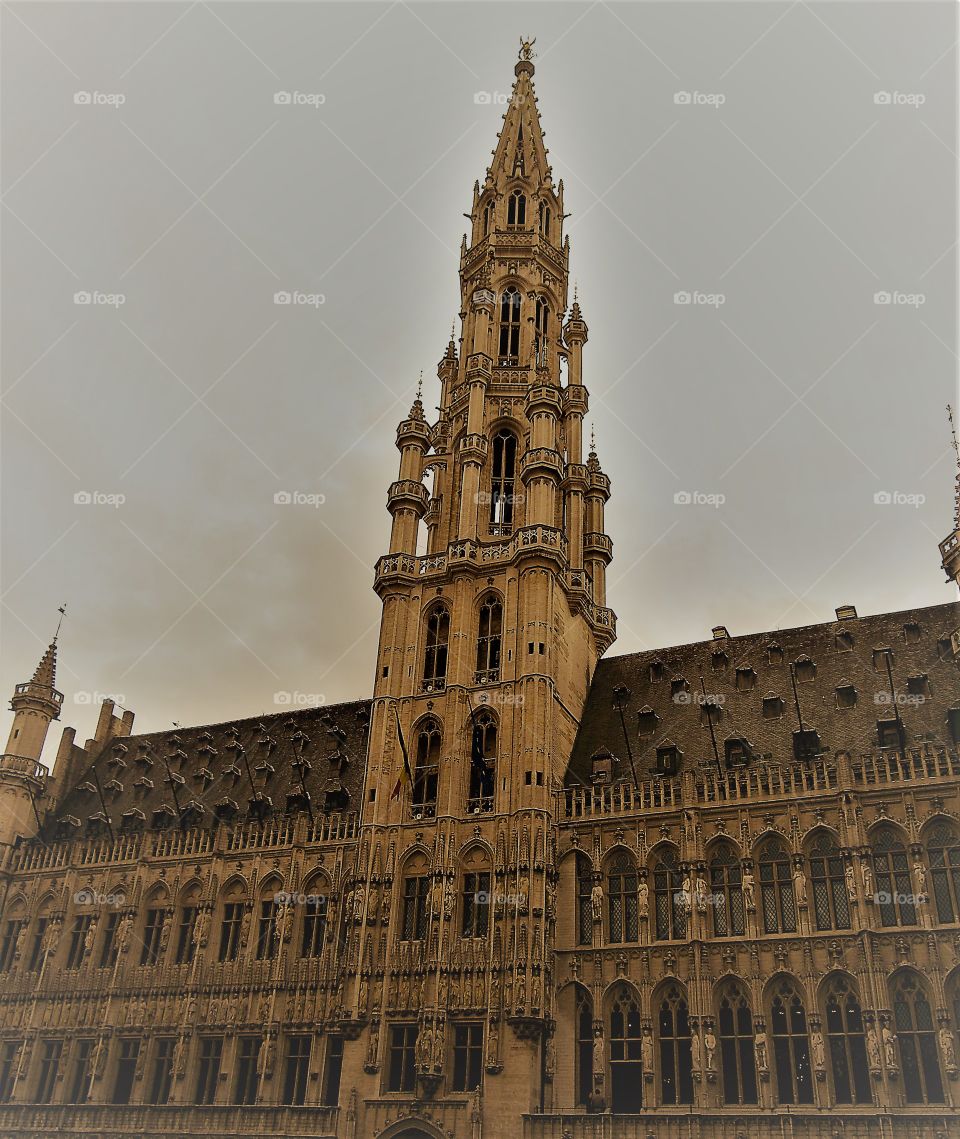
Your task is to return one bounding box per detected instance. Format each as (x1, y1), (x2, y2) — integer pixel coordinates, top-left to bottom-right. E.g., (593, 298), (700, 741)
(390, 707), (413, 800)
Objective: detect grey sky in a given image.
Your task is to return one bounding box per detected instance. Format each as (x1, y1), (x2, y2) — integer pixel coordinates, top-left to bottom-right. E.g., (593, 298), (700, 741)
(2, 2), (957, 749)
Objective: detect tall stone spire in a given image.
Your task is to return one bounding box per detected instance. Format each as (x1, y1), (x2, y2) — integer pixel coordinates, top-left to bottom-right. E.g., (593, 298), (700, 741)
(940, 404), (960, 593)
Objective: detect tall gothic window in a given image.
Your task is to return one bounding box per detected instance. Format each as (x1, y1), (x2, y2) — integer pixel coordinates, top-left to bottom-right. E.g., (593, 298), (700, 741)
(823, 974), (871, 1104)
(609, 987), (643, 1112)
(534, 296), (549, 367)
(709, 843), (744, 936)
(871, 827), (916, 927)
(412, 718), (441, 817)
(606, 852), (639, 943)
(657, 983), (693, 1105)
(422, 606), (450, 690)
(538, 199), (550, 238)
(482, 201), (492, 237)
(718, 981), (758, 1105)
(575, 988), (593, 1107)
(758, 841), (797, 933)
(770, 978), (813, 1104)
(300, 891), (327, 958)
(506, 189), (526, 227)
(489, 430), (518, 531)
(475, 594), (503, 681)
(498, 288), (521, 365)
(891, 972), (945, 1104)
(575, 853), (593, 946)
(653, 849), (686, 941)
(400, 876), (429, 941)
(926, 821), (960, 923)
(467, 709), (496, 811)
(808, 832), (850, 931)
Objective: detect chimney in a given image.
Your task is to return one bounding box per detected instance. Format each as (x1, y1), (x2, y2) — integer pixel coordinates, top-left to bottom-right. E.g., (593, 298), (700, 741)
(712, 626), (729, 640)
(835, 605), (858, 621)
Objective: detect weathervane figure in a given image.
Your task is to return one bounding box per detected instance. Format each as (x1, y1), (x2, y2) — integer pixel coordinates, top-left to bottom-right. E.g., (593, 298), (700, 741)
(519, 37), (536, 62)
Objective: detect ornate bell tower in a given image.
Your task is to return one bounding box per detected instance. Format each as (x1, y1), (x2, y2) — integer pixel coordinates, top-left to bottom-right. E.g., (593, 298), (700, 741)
(339, 45), (615, 1135)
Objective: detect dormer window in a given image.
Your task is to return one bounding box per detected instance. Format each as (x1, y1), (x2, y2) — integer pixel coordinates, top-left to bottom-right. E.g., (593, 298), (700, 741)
(835, 683), (857, 709)
(793, 728), (822, 761)
(872, 647), (893, 671)
(724, 738), (752, 768)
(649, 660), (665, 683)
(835, 630), (854, 651)
(670, 677), (689, 700)
(637, 708), (659, 736)
(590, 746), (614, 784)
(655, 745), (681, 777)
(735, 667), (757, 692)
(506, 189), (526, 227)
(948, 708), (960, 744)
(906, 674), (930, 697)
(877, 719), (904, 749)
(903, 622), (921, 644)
(794, 657), (816, 683)
(700, 701), (722, 729)
(711, 650), (728, 671)
(766, 642), (783, 664)
(762, 695), (784, 719)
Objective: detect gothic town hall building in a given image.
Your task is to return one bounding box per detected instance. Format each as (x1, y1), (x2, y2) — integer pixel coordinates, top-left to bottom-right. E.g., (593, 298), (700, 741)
(1, 49), (959, 1139)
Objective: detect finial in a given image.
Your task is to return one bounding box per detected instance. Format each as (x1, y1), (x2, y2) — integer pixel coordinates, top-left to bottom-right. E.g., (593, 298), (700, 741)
(450, 319), (456, 342)
(54, 603), (66, 642)
(590, 422), (596, 453)
(417, 370), (423, 401)
(519, 37), (536, 63)
(949, 404), (960, 529)
(573, 280), (579, 304)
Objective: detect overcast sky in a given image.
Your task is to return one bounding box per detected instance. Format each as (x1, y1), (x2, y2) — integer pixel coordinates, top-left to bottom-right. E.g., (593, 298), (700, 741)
(2, 1), (957, 752)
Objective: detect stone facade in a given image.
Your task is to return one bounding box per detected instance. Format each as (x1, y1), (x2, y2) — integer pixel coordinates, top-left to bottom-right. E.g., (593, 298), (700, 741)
(0, 46), (959, 1139)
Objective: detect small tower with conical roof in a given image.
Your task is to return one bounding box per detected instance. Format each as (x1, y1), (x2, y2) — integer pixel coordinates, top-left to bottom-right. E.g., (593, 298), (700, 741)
(0, 634), (63, 846)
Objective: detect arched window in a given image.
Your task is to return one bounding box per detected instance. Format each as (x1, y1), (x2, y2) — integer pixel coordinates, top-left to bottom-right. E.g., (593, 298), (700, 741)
(255, 880), (281, 961)
(926, 821), (960, 923)
(467, 708), (496, 812)
(538, 199), (550, 238)
(871, 827), (916, 927)
(506, 189), (526, 227)
(891, 972), (944, 1103)
(657, 983), (693, 1104)
(823, 974), (871, 1104)
(575, 853), (592, 946)
(758, 840), (797, 933)
(489, 431), (518, 531)
(709, 843), (744, 937)
(218, 880), (247, 963)
(718, 981), (758, 1105)
(422, 606), (450, 690)
(609, 987), (643, 1112)
(498, 288), (521, 365)
(482, 200), (492, 237)
(412, 718), (441, 817)
(607, 852), (639, 943)
(769, 978), (813, 1104)
(300, 879), (328, 958)
(475, 594), (503, 682)
(808, 832), (850, 931)
(575, 988), (593, 1106)
(653, 849), (686, 941)
(534, 296), (549, 368)
(173, 883), (201, 965)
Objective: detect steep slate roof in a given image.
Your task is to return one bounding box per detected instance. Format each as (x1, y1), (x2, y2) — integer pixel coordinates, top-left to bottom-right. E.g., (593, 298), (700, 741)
(50, 699), (371, 838)
(567, 601), (960, 787)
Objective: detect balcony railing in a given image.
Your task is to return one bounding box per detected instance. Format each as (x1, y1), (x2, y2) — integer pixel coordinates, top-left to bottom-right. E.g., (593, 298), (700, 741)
(0, 1104), (339, 1137)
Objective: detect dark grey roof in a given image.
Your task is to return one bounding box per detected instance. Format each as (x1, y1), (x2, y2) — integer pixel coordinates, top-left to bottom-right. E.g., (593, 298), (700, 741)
(568, 601), (960, 786)
(51, 699), (371, 837)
